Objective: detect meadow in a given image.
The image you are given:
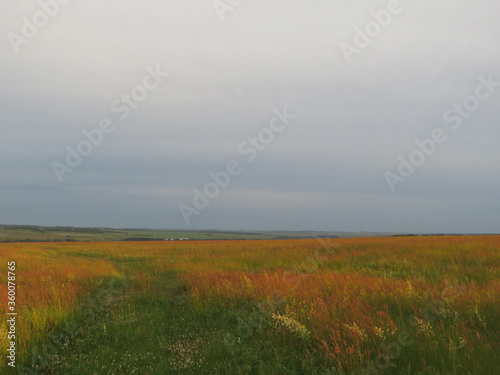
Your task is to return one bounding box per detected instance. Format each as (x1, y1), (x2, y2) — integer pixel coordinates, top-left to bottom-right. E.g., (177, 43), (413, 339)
(0, 236), (498, 374)
(0, 225), (366, 243)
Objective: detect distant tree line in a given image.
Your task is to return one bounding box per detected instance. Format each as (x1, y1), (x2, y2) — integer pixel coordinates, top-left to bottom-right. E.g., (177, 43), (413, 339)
(1, 238), (78, 243)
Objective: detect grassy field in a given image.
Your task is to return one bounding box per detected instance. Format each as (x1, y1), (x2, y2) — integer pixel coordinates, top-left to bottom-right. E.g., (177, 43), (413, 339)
(0, 225), (398, 243)
(0, 236), (498, 374)
(0, 226), (333, 243)
(0, 226), (278, 242)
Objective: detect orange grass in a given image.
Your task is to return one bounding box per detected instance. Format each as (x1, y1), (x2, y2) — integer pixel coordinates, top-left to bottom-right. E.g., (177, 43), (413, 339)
(180, 236), (500, 372)
(0, 243), (119, 365)
(0, 236), (498, 373)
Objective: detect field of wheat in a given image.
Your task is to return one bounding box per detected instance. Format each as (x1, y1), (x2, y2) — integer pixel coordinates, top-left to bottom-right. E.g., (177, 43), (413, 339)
(1, 236), (498, 374)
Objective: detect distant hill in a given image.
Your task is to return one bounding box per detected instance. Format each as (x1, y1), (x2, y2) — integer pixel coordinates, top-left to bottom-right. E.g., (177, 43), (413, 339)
(0, 224), (401, 243)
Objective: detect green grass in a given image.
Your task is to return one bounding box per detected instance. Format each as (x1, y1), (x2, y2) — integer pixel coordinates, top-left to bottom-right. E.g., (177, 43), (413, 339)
(20, 266), (328, 375)
(7, 237), (499, 375)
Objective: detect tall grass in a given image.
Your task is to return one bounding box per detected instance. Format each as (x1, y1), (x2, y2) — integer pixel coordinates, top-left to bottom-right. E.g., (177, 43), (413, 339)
(181, 236), (500, 373)
(1, 236), (498, 374)
(0, 243), (119, 366)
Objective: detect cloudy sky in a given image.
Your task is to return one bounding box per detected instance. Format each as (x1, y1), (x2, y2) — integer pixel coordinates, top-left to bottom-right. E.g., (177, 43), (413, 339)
(1, 0), (499, 233)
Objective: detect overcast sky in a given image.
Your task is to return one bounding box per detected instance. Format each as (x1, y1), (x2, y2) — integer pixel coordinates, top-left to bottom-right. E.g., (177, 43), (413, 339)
(1, 0), (499, 233)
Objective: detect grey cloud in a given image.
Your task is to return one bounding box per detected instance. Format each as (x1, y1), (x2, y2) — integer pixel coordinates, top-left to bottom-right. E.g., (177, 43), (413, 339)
(1, 0), (499, 232)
